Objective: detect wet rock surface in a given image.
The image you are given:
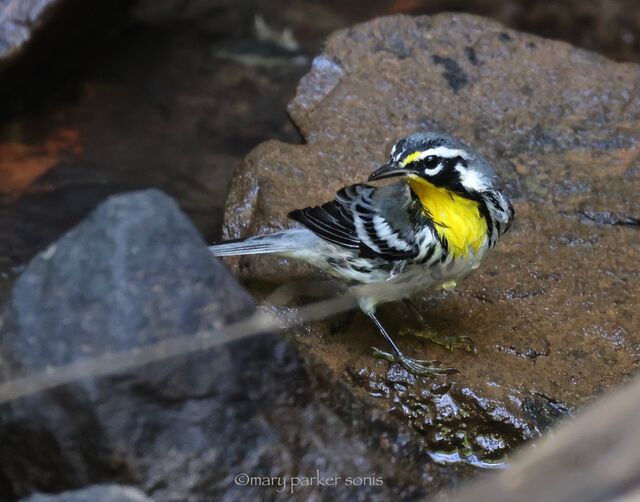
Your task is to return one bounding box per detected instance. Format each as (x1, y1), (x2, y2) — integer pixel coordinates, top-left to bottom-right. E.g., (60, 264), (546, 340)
(223, 13), (640, 478)
(0, 189), (434, 501)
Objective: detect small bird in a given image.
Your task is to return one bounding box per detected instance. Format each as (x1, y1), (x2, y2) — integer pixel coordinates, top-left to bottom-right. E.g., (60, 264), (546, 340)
(210, 132), (514, 376)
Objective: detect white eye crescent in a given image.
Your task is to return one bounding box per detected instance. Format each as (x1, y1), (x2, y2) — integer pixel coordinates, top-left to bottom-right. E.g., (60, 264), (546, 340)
(421, 155), (444, 175)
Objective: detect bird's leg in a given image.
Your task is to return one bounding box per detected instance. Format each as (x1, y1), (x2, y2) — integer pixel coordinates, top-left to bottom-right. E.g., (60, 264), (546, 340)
(401, 299), (476, 353)
(365, 310), (457, 376)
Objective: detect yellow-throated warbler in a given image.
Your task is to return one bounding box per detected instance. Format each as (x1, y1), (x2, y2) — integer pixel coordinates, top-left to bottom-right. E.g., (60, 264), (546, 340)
(210, 132), (514, 376)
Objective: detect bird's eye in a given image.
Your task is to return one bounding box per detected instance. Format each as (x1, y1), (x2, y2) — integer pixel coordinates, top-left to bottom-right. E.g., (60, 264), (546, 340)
(422, 155), (440, 170)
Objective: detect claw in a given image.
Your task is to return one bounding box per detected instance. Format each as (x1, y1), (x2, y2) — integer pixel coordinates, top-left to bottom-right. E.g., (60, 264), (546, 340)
(365, 308), (459, 377)
(401, 299), (476, 353)
(371, 347), (458, 376)
(451, 335), (477, 353)
(400, 328), (477, 354)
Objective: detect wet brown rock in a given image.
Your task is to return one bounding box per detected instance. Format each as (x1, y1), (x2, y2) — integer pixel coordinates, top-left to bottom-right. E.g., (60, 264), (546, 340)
(445, 369), (640, 502)
(222, 13), (640, 486)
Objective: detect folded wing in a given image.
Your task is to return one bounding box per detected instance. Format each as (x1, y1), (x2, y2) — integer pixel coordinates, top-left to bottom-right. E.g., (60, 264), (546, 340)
(289, 183), (419, 260)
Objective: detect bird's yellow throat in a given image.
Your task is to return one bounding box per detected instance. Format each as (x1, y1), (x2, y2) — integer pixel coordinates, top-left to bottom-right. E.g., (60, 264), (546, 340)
(407, 176), (488, 258)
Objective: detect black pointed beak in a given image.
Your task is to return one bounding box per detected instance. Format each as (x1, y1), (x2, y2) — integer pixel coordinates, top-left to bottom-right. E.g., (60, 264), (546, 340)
(368, 162), (410, 181)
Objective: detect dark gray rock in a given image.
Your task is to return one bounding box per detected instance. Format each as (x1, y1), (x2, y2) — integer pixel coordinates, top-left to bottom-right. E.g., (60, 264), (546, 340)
(0, 189), (255, 500)
(21, 484), (152, 502)
(1, 189), (252, 372)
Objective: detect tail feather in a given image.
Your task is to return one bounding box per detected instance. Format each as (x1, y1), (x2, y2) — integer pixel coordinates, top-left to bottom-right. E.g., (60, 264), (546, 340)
(209, 230), (307, 257)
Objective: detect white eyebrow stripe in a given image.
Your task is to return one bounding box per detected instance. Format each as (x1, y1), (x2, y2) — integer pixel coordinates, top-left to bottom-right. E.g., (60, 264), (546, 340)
(419, 146), (468, 159)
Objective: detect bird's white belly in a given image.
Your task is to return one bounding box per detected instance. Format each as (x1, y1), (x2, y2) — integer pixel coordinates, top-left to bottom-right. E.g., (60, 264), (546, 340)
(291, 236), (489, 306)
(354, 245), (489, 306)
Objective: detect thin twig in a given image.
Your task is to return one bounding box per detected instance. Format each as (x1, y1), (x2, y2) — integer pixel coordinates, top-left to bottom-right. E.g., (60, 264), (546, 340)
(0, 293), (358, 404)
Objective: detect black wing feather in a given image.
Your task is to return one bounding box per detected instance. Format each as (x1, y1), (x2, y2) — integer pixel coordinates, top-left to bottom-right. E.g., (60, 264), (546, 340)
(288, 183), (419, 260)
(288, 204), (359, 249)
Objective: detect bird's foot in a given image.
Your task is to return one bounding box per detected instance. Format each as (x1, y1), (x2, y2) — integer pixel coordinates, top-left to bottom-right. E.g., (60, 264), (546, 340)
(399, 328), (477, 353)
(371, 347), (458, 376)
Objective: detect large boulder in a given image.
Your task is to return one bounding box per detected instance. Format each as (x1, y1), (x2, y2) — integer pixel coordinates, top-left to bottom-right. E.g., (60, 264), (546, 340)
(0, 189), (253, 499)
(222, 13), (640, 471)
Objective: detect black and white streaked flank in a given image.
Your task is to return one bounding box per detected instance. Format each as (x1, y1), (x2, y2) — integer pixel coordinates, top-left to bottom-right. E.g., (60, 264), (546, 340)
(209, 131), (514, 376)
